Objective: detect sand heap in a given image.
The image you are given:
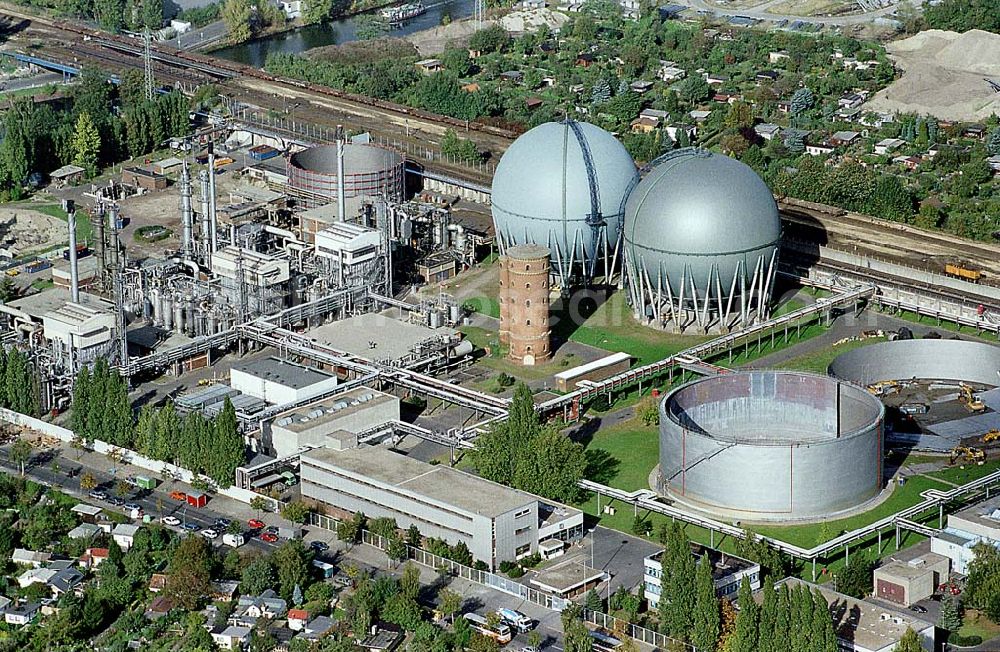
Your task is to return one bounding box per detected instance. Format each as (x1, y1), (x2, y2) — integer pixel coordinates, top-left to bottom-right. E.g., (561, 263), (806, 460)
(500, 9), (569, 34)
(865, 29), (1000, 122)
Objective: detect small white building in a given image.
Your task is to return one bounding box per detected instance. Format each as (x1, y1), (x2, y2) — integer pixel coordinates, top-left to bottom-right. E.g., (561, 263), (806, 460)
(314, 222), (383, 287)
(874, 138), (906, 155)
(112, 523), (141, 551)
(754, 123), (781, 141)
(11, 549), (50, 568)
(230, 357), (339, 406)
(931, 497), (1000, 574)
(42, 302), (116, 363)
(213, 625), (253, 650)
(657, 61), (686, 82)
(4, 602), (40, 626)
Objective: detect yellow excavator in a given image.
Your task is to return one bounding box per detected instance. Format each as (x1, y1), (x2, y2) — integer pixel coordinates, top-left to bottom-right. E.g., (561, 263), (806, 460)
(982, 430), (1000, 445)
(950, 446), (986, 466)
(959, 383), (986, 412)
(867, 380), (900, 397)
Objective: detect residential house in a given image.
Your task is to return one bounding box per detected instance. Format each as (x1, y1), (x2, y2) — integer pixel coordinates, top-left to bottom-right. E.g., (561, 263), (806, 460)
(657, 61), (686, 82)
(288, 608), (310, 631)
(713, 92), (740, 104)
(769, 50), (790, 64)
(837, 106), (862, 121)
(755, 70), (779, 83)
(963, 124), (986, 139)
(48, 564), (85, 598)
(5, 602), (40, 626)
(0, 597), (12, 615)
(704, 72), (729, 86)
(414, 59), (442, 74)
(829, 130), (861, 147)
(16, 560), (82, 595)
(630, 80), (654, 94)
(213, 625), (253, 651)
(12, 549), (51, 569)
(500, 70), (524, 83)
(630, 116), (660, 133)
(806, 142), (835, 157)
(359, 628), (404, 652)
(79, 547), (109, 569)
(148, 573), (167, 593)
(232, 589), (288, 627)
(145, 595), (175, 620)
(525, 97), (543, 110)
(665, 124), (697, 143)
(893, 155), (921, 171)
(297, 615), (336, 642)
(68, 523), (102, 540)
(521, 0), (545, 8)
(575, 53), (595, 67)
(987, 155), (1000, 173)
(859, 112), (895, 128)
(689, 109), (712, 123)
(754, 123), (781, 141)
(210, 580), (240, 602)
(112, 523), (141, 550)
(838, 93), (865, 109)
(874, 138), (906, 155)
(69, 504), (103, 523)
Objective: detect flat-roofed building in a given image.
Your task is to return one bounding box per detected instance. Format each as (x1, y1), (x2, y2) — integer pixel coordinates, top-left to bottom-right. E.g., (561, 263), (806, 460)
(231, 357), (339, 406)
(776, 578), (934, 652)
(873, 553), (949, 606)
(931, 496), (1000, 574)
(554, 352), (631, 392)
(300, 446), (583, 568)
(644, 545), (760, 607)
(267, 387), (399, 458)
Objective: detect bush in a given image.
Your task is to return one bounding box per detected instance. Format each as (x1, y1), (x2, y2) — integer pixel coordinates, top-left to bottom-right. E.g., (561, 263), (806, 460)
(948, 633), (982, 647)
(134, 225), (172, 242)
(589, 395), (611, 412)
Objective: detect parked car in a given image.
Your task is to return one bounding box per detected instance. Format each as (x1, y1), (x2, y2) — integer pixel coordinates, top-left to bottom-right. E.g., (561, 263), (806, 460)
(310, 541), (329, 552)
(123, 503), (141, 512)
(909, 605), (928, 614)
(169, 491), (187, 501)
(264, 526), (279, 536)
(161, 516), (181, 526)
(182, 523), (200, 531)
(214, 518), (232, 529)
(88, 490), (107, 500)
(108, 497), (124, 506)
(248, 519), (264, 529)
(261, 532), (278, 543)
(200, 529), (219, 540)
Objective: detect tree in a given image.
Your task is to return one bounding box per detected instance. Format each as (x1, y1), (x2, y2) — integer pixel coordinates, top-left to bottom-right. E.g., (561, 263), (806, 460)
(585, 588), (603, 612)
(468, 24), (509, 54)
(206, 397), (243, 487)
(679, 76), (712, 104)
(527, 630), (542, 651)
(222, 0), (253, 43)
(591, 78), (612, 105)
(388, 534), (408, 565)
(79, 472), (97, 492)
(438, 588), (462, 623)
(406, 524), (422, 548)
(355, 14), (388, 40)
(718, 597), (738, 651)
(561, 604), (593, 652)
(273, 540), (311, 602)
(165, 536), (212, 609)
(728, 576), (759, 652)
(302, 0), (334, 24)
(725, 100), (754, 131)
(691, 555), (719, 652)
(250, 495), (268, 518)
(0, 277), (17, 304)
(790, 87), (815, 117)
(784, 130), (805, 154)
(659, 522), (696, 640)
(810, 589), (836, 652)
(834, 556), (875, 598)
(895, 627), (923, 652)
(939, 592), (963, 631)
(242, 556), (275, 595)
(964, 541), (1000, 621)
(71, 112), (102, 177)
(281, 501), (310, 524)
(513, 429), (587, 503)
(9, 439), (31, 476)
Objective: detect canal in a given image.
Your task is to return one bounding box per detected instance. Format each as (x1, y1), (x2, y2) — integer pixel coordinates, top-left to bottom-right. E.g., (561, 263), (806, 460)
(212, 0), (477, 67)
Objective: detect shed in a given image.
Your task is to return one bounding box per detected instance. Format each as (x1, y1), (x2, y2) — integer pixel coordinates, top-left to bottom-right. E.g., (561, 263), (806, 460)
(153, 157), (183, 174)
(122, 167), (168, 191)
(50, 164), (86, 187)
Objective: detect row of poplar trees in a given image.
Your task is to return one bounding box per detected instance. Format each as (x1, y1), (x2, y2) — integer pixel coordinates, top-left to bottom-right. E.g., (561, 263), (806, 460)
(71, 360), (244, 488)
(657, 521), (837, 652)
(0, 347), (39, 417)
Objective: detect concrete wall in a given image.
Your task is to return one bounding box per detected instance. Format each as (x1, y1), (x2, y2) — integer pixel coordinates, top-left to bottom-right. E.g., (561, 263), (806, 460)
(829, 339), (1000, 388)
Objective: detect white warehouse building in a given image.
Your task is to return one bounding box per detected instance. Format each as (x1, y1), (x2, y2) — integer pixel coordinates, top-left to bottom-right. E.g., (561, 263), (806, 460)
(230, 357), (339, 406)
(300, 445), (584, 569)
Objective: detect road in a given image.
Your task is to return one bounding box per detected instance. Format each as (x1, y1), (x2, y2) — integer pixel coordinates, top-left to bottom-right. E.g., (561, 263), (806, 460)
(0, 71), (65, 92)
(671, 0), (920, 25)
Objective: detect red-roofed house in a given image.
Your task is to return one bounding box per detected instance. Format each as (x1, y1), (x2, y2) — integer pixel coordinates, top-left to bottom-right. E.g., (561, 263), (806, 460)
(78, 548), (109, 569)
(288, 608), (310, 631)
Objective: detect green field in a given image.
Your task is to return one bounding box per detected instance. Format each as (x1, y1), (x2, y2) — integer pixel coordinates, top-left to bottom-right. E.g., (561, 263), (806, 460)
(775, 336), (886, 374)
(581, 417), (659, 492)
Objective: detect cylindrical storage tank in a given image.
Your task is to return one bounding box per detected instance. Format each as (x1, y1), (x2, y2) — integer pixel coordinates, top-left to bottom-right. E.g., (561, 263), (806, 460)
(491, 120), (638, 287)
(162, 297), (173, 331)
(449, 303), (461, 325)
(173, 303), (184, 334)
(501, 244), (552, 366)
(829, 339), (1000, 388)
(429, 309), (442, 329)
(623, 149), (781, 328)
(288, 143), (404, 206)
(659, 371), (884, 521)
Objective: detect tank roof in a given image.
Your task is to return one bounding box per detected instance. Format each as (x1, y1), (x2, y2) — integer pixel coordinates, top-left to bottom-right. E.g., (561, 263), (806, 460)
(505, 244), (551, 260)
(289, 143), (403, 176)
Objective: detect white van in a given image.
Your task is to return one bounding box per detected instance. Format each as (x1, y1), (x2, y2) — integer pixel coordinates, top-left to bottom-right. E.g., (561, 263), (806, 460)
(222, 533), (245, 548)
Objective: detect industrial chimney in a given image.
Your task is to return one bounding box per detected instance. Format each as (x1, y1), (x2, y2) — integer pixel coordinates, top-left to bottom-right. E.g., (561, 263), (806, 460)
(64, 199), (79, 303)
(336, 125), (346, 222)
(207, 142), (218, 255)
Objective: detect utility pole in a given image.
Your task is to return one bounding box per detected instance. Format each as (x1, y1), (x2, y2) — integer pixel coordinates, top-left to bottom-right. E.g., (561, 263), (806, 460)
(143, 29), (155, 101)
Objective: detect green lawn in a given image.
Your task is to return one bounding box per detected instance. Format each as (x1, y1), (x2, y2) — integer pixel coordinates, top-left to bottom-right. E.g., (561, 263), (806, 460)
(581, 417), (659, 492)
(958, 610), (1000, 641)
(752, 474), (952, 548)
(775, 337), (886, 374)
(568, 292), (711, 365)
(463, 296), (500, 319)
(928, 459), (1000, 485)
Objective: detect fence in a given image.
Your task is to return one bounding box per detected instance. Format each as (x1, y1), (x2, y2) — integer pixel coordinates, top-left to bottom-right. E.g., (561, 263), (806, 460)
(305, 512), (692, 649)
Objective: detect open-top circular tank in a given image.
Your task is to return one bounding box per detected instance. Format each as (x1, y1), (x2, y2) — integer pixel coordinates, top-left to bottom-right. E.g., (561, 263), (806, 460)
(659, 371), (884, 521)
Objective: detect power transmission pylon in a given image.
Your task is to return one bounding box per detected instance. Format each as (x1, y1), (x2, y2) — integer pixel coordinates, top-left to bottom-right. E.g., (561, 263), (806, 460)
(143, 29), (155, 101)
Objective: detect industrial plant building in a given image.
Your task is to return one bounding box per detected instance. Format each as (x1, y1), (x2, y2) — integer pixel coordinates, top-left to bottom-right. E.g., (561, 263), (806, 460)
(659, 371), (884, 521)
(265, 387), (400, 459)
(230, 358), (340, 406)
(775, 578), (934, 652)
(643, 546), (760, 607)
(300, 445), (584, 568)
(873, 553), (949, 607)
(931, 495), (1000, 574)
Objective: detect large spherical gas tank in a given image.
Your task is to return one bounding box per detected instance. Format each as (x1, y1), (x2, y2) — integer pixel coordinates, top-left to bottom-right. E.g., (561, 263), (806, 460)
(491, 120), (638, 283)
(623, 149), (780, 299)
